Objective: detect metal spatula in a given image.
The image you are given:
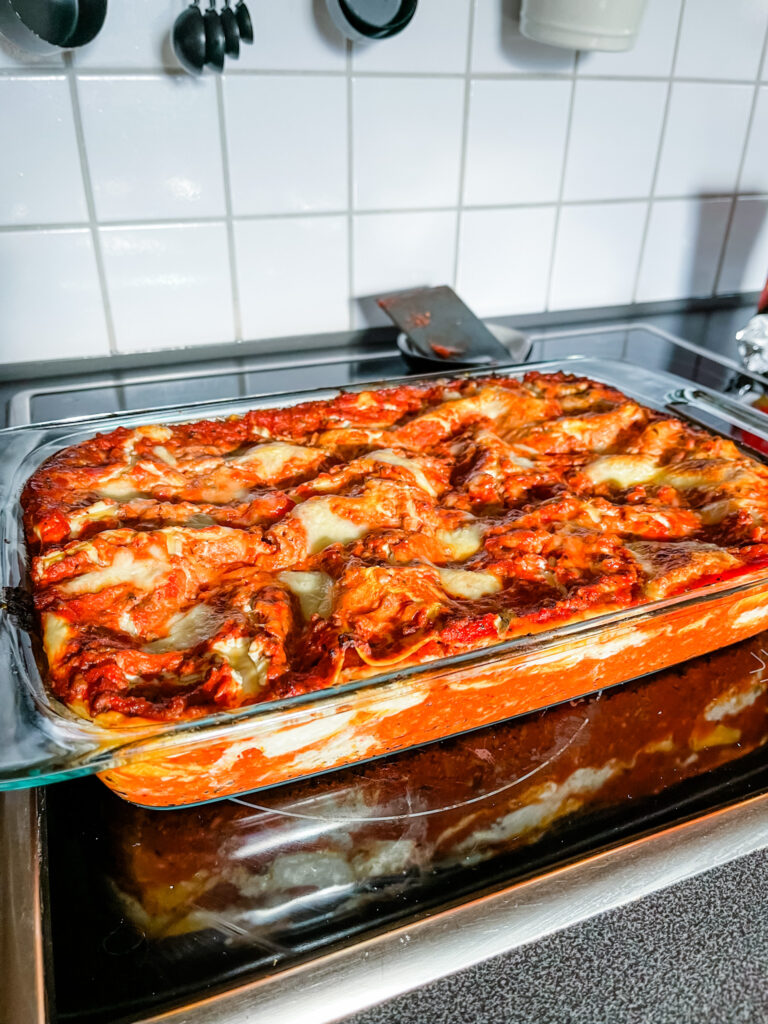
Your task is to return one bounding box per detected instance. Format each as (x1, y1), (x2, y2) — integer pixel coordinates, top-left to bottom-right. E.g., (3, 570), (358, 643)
(378, 285), (516, 367)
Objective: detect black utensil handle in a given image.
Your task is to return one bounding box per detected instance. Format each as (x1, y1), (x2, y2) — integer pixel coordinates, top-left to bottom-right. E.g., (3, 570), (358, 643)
(171, 1), (206, 75)
(220, 2), (240, 57)
(235, 0), (253, 43)
(203, 1), (226, 71)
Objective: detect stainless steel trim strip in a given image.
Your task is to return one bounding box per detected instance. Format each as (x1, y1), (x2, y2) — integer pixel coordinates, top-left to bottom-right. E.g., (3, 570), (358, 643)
(6, 347), (399, 427)
(0, 789), (47, 1024)
(137, 791), (768, 1024)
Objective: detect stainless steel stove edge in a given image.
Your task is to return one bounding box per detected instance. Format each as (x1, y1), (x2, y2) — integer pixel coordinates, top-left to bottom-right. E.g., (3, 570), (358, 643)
(0, 788), (48, 1024)
(4, 787), (768, 1024)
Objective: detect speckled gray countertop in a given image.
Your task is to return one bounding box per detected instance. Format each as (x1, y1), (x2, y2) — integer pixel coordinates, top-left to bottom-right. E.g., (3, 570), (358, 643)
(345, 848), (768, 1024)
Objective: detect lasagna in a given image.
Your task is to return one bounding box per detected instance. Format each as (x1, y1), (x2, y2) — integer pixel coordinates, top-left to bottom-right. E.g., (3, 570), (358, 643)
(22, 371), (768, 728)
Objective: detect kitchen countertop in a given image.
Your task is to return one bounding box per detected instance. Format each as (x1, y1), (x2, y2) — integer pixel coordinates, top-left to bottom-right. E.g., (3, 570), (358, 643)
(346, 846), (768, 1024)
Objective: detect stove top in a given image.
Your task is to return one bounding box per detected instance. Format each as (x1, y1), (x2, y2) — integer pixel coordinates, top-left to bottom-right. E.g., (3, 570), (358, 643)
(4, 318), (768, 1024)
(3, 320), (757, 429)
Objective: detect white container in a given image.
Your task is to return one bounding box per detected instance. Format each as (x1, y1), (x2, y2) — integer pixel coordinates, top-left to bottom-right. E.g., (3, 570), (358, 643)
(520, 0), (648, 52)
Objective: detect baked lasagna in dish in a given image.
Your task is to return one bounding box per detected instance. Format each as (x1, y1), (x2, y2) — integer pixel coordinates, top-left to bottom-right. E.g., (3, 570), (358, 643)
(22, 371), (768, 729)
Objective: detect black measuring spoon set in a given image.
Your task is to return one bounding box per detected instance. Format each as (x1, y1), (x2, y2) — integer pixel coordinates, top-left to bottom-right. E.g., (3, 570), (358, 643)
(172, 0), (253, 74)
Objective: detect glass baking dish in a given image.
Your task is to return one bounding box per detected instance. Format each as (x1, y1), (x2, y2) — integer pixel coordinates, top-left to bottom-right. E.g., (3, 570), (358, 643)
(4, 355), (768, 807)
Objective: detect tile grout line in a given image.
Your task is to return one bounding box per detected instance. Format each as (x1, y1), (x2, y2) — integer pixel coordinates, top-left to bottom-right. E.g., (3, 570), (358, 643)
(214, 74), (243, 342)
(451, 0), (477, 290)
(2, 65), (764, 85)
(6, 190), (768, 236)
(345, 39), (355, 330)
(711, 18), (768, 297)
(64, 56), (118, 355)
(543, 50), (579, 311)
(629, 0), (687, 304)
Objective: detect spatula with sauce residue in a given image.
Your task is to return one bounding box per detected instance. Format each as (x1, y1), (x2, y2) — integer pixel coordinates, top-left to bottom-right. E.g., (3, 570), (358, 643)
(378, 285), (524, 368)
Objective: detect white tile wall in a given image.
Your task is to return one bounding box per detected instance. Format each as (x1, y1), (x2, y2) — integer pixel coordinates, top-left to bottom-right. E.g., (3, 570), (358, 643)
(739, 85), (768, 194)
(549, 202), (647, 310)
(471, 0), (574, 74)
(101, 222), (234, 352)
(352, 0), (470, 74)
(0, 229), (108, 362)
(233, 0), (346, 72)
(73, 0), (180, 70)
(718, 197), (768, 294)
(463, 79), (571, 205)
(562, 79), (666, 202)
(636, 198), (731, 302)
(577, 0), (681, 77)
(457, 206), (556, 316)
(78, 75), (226, 221)
(235, 216), (349, 339)
(353, 76), (464, 209)
(353, 211), (458, 326)
(0, 76), (87, 224)
(655, 83), (754, 198)
(2, 0), (768, 363)
(674, 0), (768, 81)
(225, 75), (347, 214)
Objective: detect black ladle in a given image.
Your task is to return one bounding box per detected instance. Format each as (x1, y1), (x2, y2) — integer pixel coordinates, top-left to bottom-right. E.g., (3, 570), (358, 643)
(203, 0), (225, 71)
(235, 0), (253, 43)
(220, 0), (239, 57)
(172, 0), (206, 74)
(62, 0), (107, 47)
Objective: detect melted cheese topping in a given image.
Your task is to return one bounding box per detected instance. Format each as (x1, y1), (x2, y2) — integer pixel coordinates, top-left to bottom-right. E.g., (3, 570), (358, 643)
(152, 445), (178, 466)
(366, 450), (437, 496)
(97, 461), (176, 499)
(61, 548), (169, 595)
(212, 637), (269, 698)
(293, 498), (369, 554)
(67, 501), (115, 538)
(584, 455), (659, 489)
(438, 568), (501, 599)
(43, 613), (71, 664)
(143, 605), (224, 653)
(436, 524), (484, 561)
(278, 571), (334, 619)
(230, 441), (322, 476)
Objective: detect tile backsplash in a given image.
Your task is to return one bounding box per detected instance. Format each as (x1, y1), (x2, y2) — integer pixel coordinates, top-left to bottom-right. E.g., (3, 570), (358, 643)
(2, 0), (768, 364)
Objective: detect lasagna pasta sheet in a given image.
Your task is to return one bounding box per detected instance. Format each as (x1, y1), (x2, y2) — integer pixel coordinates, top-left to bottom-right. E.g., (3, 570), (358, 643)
(20, 370), (768, 804)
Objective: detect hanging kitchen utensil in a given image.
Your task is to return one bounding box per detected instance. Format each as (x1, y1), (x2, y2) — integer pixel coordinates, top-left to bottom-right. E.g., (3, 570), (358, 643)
(203, 0), (225, 70)
(172, 0), (206, 73)
(325, 0), (417, 41)
(62, 0), (107, 47)
(0, 0), (76, 53)
(378, 285), (529, 370)
(234, 0), (252, 43)
(220, 0), (239, 57)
